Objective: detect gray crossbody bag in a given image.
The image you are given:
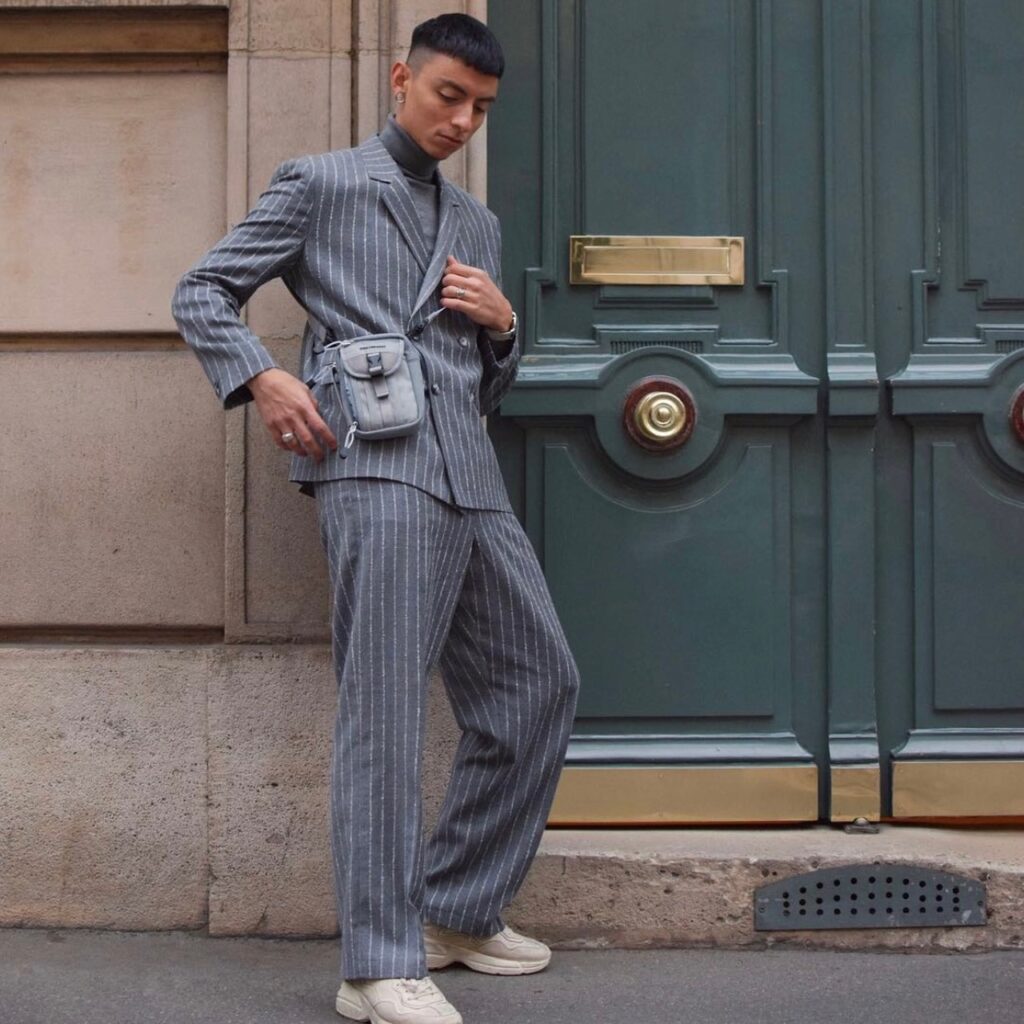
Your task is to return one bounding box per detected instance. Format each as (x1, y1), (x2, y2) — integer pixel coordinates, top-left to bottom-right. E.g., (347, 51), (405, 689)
(306, 309), (445, 457)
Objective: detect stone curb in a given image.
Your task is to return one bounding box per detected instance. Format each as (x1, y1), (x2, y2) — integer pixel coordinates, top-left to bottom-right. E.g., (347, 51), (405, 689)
(508, 825), (1024, 953)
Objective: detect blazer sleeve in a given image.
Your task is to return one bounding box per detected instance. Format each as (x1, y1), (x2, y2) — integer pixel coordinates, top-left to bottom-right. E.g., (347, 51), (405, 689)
(171, 157), (315, 409)
(476, 215), (521, 417)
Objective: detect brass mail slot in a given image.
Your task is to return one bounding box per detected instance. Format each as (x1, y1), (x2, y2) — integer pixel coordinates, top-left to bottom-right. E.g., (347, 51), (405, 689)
(569, 235), (744, 286)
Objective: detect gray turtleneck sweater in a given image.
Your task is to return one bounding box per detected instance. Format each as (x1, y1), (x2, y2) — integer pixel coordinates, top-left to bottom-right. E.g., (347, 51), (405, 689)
(378, 114), (440, 250)
(377, 116), (514, 352)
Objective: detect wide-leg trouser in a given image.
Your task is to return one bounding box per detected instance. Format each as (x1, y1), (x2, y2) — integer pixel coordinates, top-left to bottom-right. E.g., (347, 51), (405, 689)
(315, 479), (581, 982)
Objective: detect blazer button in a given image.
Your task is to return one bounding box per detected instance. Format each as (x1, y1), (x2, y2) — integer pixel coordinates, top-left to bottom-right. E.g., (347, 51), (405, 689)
(431, 383), (441, 394)
(458, 336), (469, 347)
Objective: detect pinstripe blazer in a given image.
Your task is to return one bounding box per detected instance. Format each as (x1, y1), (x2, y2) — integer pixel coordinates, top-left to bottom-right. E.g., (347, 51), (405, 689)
(171, 134), (518, 511)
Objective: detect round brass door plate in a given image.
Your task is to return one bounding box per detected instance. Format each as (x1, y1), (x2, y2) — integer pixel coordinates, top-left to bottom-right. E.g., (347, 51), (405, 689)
(622, 377), (696, 451)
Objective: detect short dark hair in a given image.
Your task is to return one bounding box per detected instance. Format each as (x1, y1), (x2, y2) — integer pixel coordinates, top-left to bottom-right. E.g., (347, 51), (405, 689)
(408, 13), (504, 78)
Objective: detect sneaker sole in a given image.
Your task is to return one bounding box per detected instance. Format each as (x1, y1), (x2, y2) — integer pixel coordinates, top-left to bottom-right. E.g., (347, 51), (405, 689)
(425, 948), (551, 975)
(335, 983), (464, 1024)
(335, 987), (371, 1022)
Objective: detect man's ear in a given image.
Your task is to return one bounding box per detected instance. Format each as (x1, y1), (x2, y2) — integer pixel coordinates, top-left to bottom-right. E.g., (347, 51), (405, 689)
(390, 59), (412, 96)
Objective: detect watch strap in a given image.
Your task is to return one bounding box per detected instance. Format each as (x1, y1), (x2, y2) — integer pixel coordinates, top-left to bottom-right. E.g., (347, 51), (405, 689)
(484, 309), (517, 342)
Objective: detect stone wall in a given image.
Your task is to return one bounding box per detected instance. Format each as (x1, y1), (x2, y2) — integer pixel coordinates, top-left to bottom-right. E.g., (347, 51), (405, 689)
(0, 0), (486, 935)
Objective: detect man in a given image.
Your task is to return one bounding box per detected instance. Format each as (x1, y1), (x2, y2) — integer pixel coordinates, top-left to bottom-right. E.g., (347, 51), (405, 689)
(171, 13), (580, 1024)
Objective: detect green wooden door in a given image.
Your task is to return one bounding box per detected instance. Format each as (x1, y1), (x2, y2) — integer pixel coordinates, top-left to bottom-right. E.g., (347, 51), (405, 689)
(487, 0), (1024, 823)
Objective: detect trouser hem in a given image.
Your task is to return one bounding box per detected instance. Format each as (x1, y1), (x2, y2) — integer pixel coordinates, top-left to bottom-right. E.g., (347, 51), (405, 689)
(341, 960), (429, 983)
(420, 904), (504, 939)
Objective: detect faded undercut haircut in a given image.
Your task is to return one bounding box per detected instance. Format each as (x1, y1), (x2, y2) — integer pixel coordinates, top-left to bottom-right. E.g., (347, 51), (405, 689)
(408, 13), (505, 78)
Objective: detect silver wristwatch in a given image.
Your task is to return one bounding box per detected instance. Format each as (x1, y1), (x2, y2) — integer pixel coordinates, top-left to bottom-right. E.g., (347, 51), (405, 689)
(485, 309), (518, 342)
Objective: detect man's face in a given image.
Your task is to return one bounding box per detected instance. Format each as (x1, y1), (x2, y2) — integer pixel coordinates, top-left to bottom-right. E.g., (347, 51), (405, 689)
(392, 51), (499, 161)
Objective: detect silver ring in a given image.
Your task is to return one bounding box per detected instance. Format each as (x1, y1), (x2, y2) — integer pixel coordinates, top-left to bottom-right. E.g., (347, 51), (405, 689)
(456, 287), (466, 299)
(281, 432), (296, 444)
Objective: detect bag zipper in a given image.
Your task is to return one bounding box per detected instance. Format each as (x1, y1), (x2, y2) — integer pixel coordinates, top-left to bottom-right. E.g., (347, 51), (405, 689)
(341, 418), (358, 457)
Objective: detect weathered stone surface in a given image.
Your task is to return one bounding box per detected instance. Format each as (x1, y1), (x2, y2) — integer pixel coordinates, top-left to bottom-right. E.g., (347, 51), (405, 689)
(352, 40), (387, 141)
(329, 0), (352, 56)
(227, 0), (248, 53)
(248, 0), (331, 53)
(0, 71), (226, 333)
(349, 0), (381, 52)
(206, 645), (336, 936)
(392, 0), (463, 49)
(0, 647), (209, 929)
(245, 56), (332, 338)
(245, 54), (333, 191)
(0, 351), (225, 627)
(329, 53), (355, 149)
(0, 644), (463, 937)
(509, 827), (1024, 952)
(206, 647), (460, 937)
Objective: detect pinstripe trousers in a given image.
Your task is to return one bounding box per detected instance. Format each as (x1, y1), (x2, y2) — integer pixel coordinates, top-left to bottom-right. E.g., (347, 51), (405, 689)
(316, 478), (580, 982)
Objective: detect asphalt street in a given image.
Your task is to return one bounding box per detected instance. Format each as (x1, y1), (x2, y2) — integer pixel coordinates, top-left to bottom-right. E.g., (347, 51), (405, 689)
(2, 927), (1023, 1024)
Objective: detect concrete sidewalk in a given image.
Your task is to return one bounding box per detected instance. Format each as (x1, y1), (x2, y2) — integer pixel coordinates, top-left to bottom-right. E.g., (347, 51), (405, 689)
(3, 927), (1024, 1024)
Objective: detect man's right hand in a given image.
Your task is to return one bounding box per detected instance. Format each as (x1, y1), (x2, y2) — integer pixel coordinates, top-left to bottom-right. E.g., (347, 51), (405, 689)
(248, 368), (338, 461)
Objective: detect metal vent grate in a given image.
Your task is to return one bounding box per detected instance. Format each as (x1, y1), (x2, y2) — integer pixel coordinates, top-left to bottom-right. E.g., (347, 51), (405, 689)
(609, 339), (703, 354)
(996, 339), (1024, 353)
(755, 863), (986, 931)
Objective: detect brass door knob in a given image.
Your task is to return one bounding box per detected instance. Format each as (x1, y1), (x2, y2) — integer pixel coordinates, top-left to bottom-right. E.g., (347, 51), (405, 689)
(634, 391), (687, 442)
(623, 378), (696, 451)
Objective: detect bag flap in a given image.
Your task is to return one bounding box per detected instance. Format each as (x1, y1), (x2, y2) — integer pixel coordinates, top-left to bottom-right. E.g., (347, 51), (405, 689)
(335, 335), (408, 379)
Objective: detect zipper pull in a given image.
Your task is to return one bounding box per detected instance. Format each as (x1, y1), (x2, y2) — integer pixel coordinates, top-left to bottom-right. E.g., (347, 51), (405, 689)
(340, 419), (358, 458)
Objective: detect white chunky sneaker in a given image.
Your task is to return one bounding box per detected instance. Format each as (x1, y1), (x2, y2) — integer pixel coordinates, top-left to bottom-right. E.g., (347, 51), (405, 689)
(335, 975), (462, 1024)
(423, 921), (552, 975)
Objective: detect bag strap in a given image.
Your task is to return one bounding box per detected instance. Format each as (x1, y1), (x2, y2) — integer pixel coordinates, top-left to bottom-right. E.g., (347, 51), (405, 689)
(308, 305), (447, 350)
(307, 313), (332, 353)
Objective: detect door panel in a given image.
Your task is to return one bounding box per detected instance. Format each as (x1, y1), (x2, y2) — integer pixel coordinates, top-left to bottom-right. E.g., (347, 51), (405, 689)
(543, 439), (782, 721)
(490, 0), (825, 823)
(929, 441), (1024, 713)
(875, 0), (1024, 813)
(488, 0), (1024, 823)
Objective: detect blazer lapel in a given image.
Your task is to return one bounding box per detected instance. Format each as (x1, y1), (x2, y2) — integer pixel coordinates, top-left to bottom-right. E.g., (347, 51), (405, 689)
(361, 137), (431, 274)
(410, 179), (462, 322)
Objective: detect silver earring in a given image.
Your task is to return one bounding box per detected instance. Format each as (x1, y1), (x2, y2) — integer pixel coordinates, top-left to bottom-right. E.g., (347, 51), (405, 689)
(395, 92), (405, 104)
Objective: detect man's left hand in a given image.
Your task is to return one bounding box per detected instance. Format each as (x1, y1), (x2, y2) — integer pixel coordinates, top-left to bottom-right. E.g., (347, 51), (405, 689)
(440, 255), (514, 333)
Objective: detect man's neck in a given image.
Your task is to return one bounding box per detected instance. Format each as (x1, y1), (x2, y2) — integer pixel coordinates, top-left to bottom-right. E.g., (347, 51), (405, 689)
(379, 114), (439, 182)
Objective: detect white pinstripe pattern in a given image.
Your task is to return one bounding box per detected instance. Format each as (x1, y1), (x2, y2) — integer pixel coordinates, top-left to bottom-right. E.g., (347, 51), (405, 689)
(317, 480), (579, 982)
(171, 136), (517, 510)
(172, 131), (580, 984)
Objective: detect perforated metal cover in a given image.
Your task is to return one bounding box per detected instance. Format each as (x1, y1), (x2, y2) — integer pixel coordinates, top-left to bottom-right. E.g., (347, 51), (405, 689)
(755, 864), (986, 930)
